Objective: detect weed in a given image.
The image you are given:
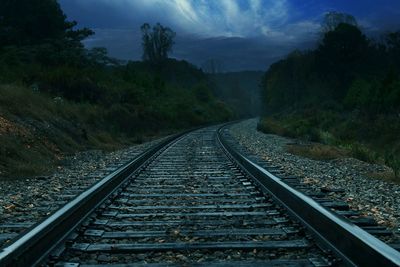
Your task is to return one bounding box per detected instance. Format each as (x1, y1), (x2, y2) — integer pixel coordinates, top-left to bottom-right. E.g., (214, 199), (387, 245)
(257, 117), (287, 136)
(384, 150), (400, 179)
(348, 143), (377, 163)
(286, 143), (347, 161)
(367, 171), (399, 184)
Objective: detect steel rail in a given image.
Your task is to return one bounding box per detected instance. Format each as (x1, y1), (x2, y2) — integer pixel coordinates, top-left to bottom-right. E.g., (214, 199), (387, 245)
(217, 126), (400, 267)
(0, 129), (192, 267)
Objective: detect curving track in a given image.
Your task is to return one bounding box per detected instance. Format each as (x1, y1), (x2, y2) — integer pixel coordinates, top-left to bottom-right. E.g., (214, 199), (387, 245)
(0, 125), (399, 266)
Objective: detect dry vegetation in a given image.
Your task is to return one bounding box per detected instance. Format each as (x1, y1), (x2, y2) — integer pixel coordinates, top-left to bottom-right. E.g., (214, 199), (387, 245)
(0, 85), (160, 178)
(258, 115), (400, 183)
(367, 170), (399, 184)
(286, 143), (348, 161)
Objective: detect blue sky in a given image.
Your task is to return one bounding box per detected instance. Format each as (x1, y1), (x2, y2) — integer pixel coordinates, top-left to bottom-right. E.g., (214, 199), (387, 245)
(59, 0), (400, 71)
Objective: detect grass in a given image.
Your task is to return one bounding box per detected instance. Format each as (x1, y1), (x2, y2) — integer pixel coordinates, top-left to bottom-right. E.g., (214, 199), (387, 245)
(0, 84), (146, 179)
(257, 117), (288, 136)
(257, 116), (321, 142)
(367, 170), (399, 183)
(286, 143), (348, 161)
(346, 143), (378, 164)
(0, 81), (229, 179)
(258, 112), (400, 183)
(0, 134), (55, 177)
(385, 151), (400, 180)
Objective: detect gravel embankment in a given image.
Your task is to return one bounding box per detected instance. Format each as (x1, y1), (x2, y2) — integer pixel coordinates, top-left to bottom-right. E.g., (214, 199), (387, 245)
(0, 136), (168, 245)
(229, 119), (400, 233)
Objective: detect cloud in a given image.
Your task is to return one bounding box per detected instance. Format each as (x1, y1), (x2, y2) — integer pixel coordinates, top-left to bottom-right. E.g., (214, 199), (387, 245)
(59, 0), (337, 70)
(66, 0), (321, 46)
(63, 0), (293, 37)
(83, 26), (319, 71)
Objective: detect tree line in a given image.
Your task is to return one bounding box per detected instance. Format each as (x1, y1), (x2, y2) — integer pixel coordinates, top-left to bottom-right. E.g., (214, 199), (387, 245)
(261, 12), (400, 116)
(0, 0), (231, 133)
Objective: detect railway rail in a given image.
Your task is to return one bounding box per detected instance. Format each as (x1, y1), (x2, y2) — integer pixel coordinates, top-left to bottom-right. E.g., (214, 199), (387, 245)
(0, 124), (399, 266)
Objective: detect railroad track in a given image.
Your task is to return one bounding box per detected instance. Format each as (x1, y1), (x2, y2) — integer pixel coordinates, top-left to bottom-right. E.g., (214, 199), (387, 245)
(0, 125), (400, 266)
(0, 141), (162, 249)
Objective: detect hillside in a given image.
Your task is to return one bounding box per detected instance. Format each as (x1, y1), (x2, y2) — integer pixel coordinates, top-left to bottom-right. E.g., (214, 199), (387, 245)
(0, 1), (232, 178)
(258, 22), (400, 181)
(0, 59), (231, 178)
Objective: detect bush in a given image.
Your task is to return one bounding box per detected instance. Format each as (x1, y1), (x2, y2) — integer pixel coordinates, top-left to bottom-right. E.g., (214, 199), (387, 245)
(193, 84), (213, 102)
(348, 143), (377, 163)
(105, 104), (139, 134)
(257, 117), (287, 136)
(385, 150), (400, 179)
(40, 66), (104, 102)
(344, 78), (373, 110)
(286, 143), (347, 160)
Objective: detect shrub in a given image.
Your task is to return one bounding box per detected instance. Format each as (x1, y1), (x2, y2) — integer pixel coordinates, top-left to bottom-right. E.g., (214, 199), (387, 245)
(349, 143), (376, 163)
(41, 66), (104, 102)
(385, 150), (400, 179)
(105, 104), (139, 134)
(286, 143), (347, 160)
(257, 117), (287, 136)
(344, 78), (373, 110)
(193, 84), (213, 102)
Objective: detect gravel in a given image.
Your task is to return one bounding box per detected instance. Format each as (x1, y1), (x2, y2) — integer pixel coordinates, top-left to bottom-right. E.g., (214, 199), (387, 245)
(0, 136), (168, 247)
(56, 127), (330, 265)
(228, 119), (400, 233)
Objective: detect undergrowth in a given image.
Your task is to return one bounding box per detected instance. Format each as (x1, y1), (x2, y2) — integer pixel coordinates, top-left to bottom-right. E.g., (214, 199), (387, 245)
(258, 111), (400, 182)
(1, 83), (224, 179)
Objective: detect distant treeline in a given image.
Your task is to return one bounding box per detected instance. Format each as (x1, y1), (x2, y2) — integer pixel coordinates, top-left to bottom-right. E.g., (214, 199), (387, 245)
(261, 17), (400, 115)
(0, 0), (232, 134)
(210, 71), (263, 118)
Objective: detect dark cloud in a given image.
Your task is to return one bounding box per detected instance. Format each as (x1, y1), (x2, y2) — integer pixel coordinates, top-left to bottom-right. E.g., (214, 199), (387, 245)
(84, 28), (317, 71)
(60, 0), (400, 71)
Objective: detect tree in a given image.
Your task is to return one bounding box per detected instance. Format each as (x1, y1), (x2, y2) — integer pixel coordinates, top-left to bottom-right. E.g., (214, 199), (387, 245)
(0, 0), (92, 47)
(386, 31), (400, 49)
(317, 23), (369, 99)
(141, 23), (176, 63)
(322, 11), (358, 33)
(385, 31), (400, 68)
(319, 24), (368, 64)
(344, 78), (374, 110)
(87, 47), (119, 66)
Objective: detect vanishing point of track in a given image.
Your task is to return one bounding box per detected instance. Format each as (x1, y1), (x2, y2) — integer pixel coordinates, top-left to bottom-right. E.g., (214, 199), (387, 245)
(0, 125), (399, 266)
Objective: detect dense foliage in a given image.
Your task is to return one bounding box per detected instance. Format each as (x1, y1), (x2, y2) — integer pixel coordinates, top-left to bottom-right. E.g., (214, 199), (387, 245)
(260, 13), (400, 179)
(261, 23), (400, 114)
(0, 0), (92, 47)
(0, 0), (230, 130)
(210, 71), (263, 117)
(0, 0), (231, 177)
(141, 23), (176, 64)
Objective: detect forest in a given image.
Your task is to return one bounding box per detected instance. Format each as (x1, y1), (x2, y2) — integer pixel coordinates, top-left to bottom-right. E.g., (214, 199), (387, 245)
(0, 0), (232, 177)
(210, 71), (263, 118)
(258, 12), (400, 179)
(3, 1), (399, 180)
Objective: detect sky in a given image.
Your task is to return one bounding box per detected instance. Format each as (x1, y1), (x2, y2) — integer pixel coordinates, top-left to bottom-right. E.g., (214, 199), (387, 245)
(59, 0), (400, 71)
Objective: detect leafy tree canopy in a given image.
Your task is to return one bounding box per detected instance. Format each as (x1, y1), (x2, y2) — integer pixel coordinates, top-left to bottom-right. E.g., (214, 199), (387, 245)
(317, 23), (369, 75)
(141, 23), (176, 64)
(261, 12), (400, 115)
(0, 0), (92, 47)
(322, 11), (358, 33)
